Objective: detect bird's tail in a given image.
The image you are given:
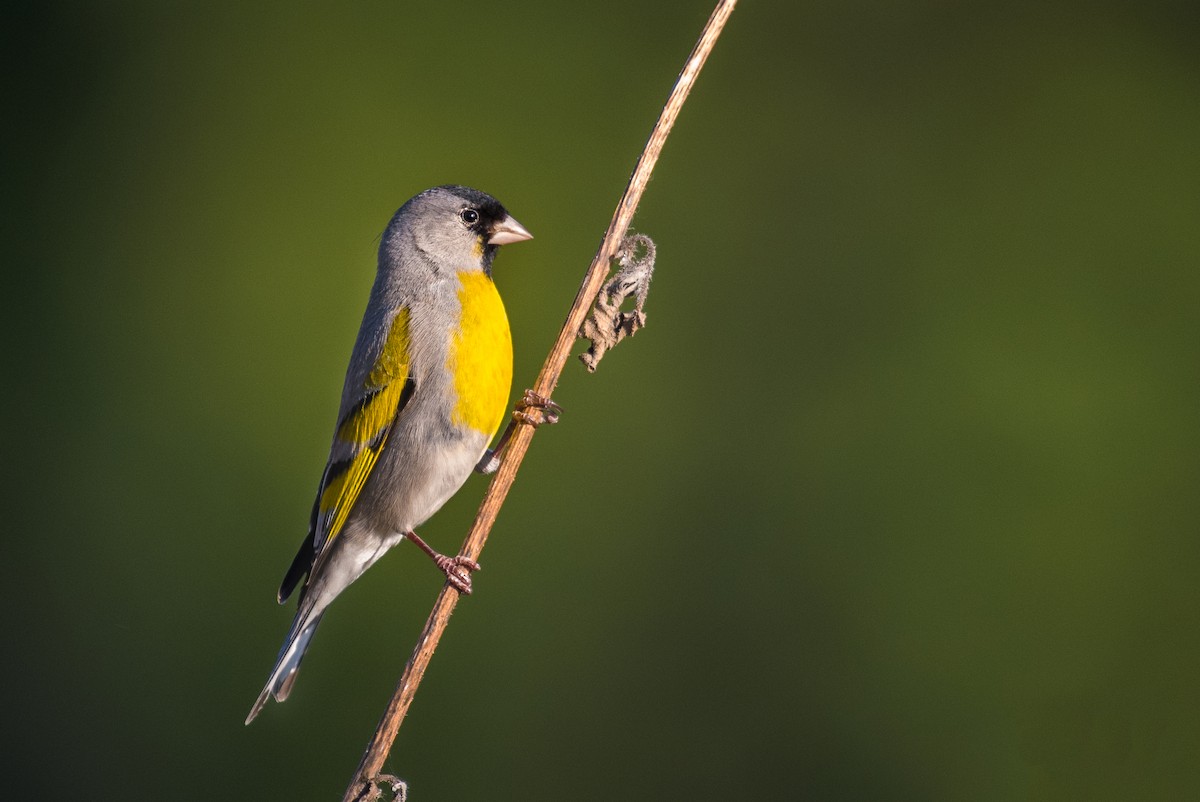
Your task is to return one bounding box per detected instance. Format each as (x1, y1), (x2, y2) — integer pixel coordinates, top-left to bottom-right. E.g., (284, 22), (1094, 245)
(245, 610), (325, 725)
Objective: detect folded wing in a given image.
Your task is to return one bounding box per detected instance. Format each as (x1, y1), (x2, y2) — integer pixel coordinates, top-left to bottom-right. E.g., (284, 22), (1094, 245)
(278, 308), (415, 603)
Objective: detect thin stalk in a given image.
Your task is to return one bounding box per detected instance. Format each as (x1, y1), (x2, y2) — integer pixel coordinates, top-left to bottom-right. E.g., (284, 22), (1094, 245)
(341, 2), (737, 798)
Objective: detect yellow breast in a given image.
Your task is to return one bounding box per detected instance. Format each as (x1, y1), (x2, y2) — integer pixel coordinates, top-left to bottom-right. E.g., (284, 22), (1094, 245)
(447, 271), (513, 437)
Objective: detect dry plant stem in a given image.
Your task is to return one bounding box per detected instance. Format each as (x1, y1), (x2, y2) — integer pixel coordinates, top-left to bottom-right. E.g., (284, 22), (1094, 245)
(340, 2), (737, 799)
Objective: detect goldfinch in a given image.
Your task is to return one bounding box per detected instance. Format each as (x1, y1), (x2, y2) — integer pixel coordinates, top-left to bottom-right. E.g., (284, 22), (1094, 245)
(246, 185), (532, 724)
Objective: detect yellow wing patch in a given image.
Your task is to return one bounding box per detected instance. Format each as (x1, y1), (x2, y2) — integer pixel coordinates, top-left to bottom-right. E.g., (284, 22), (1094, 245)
(368, 308), (412, 388)
(448, 272), (512, 437)
(318, 447), (385, 544)
(317, 308), (413, 548)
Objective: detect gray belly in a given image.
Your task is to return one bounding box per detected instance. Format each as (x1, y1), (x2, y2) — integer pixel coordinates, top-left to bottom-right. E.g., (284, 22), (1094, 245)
(353, 390), (489, 535)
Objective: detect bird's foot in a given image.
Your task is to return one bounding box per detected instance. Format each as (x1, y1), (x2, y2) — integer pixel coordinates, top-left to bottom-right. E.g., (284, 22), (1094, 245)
(512, 389), (562, 427)
(476, 390), (563, 475)
(435, 554), (481, 595)
(406, 531), (481, 595)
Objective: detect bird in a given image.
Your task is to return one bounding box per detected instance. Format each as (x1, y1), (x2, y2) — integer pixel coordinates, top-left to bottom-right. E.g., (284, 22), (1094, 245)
(246, 185), (538, 724)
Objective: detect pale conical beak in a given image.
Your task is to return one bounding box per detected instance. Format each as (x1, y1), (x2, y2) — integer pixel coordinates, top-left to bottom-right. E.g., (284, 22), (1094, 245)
(487, 215), (533, 245)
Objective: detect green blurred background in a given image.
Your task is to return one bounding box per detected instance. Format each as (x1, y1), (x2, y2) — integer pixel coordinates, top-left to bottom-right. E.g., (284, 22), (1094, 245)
(6, 1), (1200, 799)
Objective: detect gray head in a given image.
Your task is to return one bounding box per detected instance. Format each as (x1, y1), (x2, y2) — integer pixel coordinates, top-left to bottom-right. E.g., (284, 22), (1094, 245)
(380, 185), (532, 276)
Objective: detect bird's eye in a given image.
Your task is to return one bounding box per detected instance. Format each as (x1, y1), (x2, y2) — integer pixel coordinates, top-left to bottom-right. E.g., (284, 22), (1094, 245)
(460, 208), (480, 225)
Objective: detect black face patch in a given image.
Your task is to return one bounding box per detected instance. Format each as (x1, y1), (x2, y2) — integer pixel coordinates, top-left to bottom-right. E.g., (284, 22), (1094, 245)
(480, 242), (499, 276)
(440, 185), (507, 275)
(461, 204), (507, 237)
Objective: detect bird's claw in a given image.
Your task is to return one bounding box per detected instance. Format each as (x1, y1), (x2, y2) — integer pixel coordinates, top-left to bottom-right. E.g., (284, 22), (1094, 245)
(512, 389), (562, 427)
(435, 554), (481, 595)
(474, 390), (562, 476)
